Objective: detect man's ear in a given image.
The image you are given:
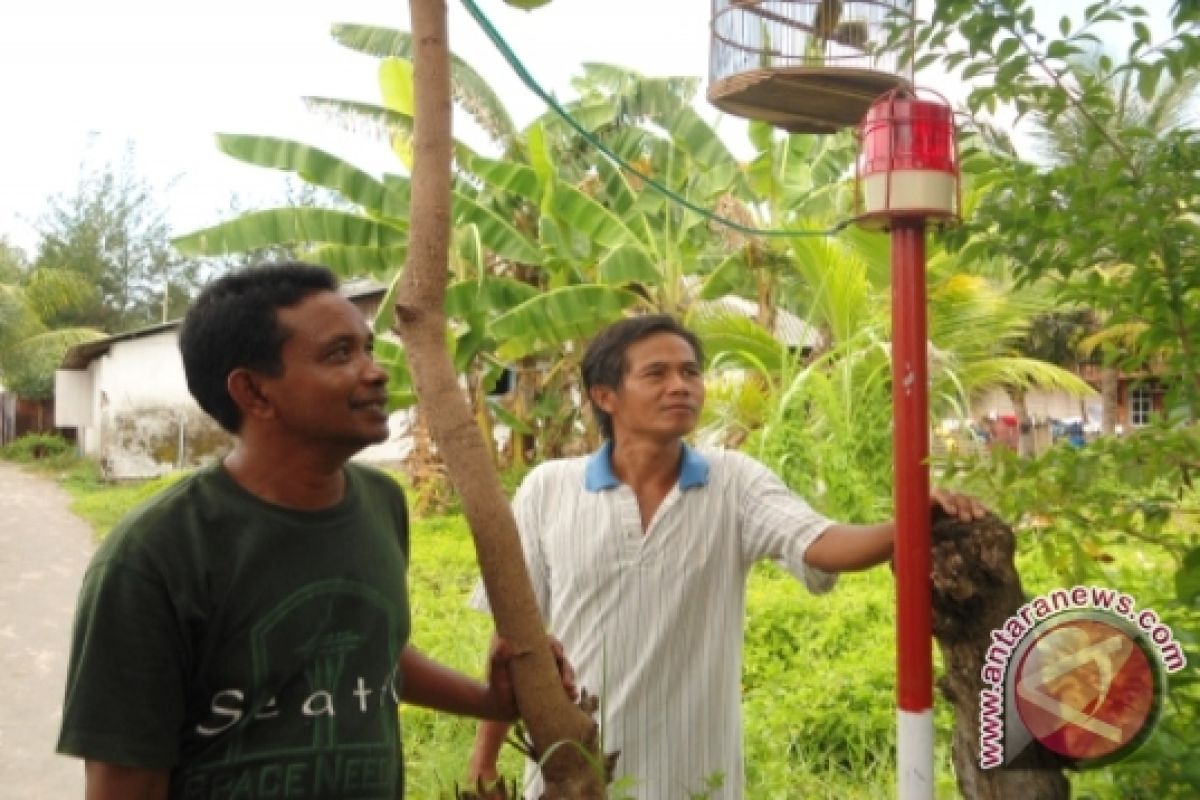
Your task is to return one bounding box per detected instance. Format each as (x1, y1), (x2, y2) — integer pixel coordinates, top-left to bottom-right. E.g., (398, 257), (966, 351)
(589, 384), (617, 416)
(227, 369), (276, 422)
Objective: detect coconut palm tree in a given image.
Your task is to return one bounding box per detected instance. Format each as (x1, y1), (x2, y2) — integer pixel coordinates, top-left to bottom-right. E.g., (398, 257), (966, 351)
(0, 267), (103, 400)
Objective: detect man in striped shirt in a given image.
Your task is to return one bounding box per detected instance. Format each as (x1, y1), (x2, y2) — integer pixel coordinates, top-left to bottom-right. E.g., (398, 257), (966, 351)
(467, 314), (984, 799)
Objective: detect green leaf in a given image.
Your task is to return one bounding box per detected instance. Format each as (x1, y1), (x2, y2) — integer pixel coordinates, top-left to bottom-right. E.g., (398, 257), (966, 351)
(303, 97), (481, 168)
(1176, 547), (1200, 606)
(660, 107), (739, 188)
(372, 271), (404, 335)
(550, 182), (645, 249)
(594, 157), (636, 216)
(331, 23), (516, 144)
(304, 245), (408, 281)
(444, 276), (538, 318)
(214, 134), (398, 216)
(378, 57), (415, 117)
(491, 285), (643, 360)
(173, 209), (408, 255)
(487, 398), (534, 435)
(996, 37), (1020, 62)
(372, 338), (415, 410)
(698, 254), (748, 300)
(525, 122), (557, 211)
(468, 155), (541, 202)
(379, 58), (416, 168)
(451, 192), (543, 265)
(1137, 62), (1163, 103)
(688, 311), (784, 374)
(597, 244), (661, 286)
(1046, 41), (1079, 60)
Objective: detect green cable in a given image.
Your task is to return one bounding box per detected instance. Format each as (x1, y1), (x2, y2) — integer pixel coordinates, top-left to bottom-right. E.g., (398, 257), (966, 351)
(458, 0), (851, 239)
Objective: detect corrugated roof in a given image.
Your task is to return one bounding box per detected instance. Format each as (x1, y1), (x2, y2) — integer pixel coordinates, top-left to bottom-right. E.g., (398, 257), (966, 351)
(60, 321), (180, 370)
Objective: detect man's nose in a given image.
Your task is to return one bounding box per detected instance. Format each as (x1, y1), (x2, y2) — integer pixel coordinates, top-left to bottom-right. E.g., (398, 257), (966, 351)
(666, 371), (691, 392)
(363, 355), (388, 385)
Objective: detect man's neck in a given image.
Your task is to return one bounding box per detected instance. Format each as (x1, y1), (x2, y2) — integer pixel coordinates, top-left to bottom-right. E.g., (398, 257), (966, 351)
(223, 437), (350, 510)
(608, 436), (683, 491)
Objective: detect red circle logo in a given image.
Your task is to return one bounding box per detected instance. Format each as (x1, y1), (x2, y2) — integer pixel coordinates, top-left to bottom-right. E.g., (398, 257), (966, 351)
(1013, 617), (1157, 761)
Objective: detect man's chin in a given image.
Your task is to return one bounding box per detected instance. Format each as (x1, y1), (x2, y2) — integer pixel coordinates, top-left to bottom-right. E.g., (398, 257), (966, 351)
(661, 421), (698, 439)
(344, 426), (390, 451)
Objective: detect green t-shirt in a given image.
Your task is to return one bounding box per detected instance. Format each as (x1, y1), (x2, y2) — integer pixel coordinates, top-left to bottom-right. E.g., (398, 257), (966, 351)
(58, 462), (412, 800)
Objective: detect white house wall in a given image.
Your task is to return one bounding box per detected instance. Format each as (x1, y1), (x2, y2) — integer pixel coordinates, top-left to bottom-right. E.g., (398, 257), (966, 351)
(93, 331), (204, 478)
(63, 328), (417, 478)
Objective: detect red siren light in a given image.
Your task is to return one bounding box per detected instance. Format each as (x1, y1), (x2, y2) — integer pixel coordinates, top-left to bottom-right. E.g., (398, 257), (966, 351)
(854, 88), (961, 231)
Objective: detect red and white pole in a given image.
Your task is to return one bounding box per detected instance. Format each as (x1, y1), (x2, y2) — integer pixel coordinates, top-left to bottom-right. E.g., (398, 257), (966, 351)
(891, 217), (933, 798)
(854, 88), (959, 800)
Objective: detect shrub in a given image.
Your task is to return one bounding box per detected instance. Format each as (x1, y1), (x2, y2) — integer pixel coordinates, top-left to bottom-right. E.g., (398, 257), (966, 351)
(1, 432), (73, 462)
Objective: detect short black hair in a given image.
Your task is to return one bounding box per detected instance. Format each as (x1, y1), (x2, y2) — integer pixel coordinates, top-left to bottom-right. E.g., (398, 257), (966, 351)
(581, 314), (704, 440)
(179, 262), (339, 433)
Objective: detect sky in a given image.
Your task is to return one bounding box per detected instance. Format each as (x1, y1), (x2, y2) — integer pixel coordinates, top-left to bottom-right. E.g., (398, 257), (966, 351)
(0, 0), (1175, 257)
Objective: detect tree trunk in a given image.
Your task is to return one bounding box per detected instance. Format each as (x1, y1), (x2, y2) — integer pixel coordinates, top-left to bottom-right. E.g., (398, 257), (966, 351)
(397, 3), (604, 797)
(1007, 388), (1035, 458)
(1100, 364), (1119, 435)
(931, 511), (1070, 800)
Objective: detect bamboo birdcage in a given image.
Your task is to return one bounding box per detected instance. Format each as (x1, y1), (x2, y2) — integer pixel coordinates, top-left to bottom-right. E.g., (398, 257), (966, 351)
(708, 0), (915, 134)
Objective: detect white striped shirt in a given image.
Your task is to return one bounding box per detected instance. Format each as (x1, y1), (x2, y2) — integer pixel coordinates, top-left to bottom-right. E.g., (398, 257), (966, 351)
(470, 443), (838, 799)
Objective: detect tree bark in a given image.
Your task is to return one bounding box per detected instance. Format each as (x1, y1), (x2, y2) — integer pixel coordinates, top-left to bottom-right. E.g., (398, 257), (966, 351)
(931, 511), (1070, 800)
(397, 3), (604, 797)
(1100, 364), (1120, 435)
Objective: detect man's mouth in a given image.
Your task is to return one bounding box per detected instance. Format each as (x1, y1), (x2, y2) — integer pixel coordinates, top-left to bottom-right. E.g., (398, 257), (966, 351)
(352, 396), (389, 413)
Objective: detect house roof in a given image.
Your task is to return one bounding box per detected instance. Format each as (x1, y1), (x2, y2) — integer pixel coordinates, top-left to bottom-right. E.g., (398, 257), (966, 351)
(60, 321), (181, 370)
(59, 279), (391, 371)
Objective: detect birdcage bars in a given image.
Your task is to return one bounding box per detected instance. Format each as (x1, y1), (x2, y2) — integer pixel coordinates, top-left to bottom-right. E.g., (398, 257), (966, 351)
(708, 0), (915, 133)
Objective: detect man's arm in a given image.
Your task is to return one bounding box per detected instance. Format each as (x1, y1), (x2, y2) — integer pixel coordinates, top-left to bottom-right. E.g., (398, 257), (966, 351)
(467, 719), (513, 794)
(84, 762), (169, 800)
(399, 644), (516, 721)
(803, 489), (988, 572)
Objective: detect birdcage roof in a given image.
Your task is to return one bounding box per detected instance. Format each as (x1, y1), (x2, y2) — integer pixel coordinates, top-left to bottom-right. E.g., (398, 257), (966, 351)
(708, 66), (908, 133)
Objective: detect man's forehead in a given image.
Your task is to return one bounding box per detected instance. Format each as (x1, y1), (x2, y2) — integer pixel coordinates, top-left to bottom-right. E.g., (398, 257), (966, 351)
(278, 292), (370, 340)
(626, 333), (699, 362)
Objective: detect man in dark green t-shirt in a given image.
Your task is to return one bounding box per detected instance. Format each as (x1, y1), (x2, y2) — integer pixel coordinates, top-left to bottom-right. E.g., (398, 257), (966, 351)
(57, 263), (545, 799)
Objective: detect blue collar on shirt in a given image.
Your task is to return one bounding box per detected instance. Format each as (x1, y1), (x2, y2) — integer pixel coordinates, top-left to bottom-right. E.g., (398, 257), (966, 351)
(583, 440), (710, 492)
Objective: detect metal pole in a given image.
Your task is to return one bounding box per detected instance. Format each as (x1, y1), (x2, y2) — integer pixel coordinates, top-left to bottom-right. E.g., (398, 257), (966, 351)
(891, 216), (933, 799)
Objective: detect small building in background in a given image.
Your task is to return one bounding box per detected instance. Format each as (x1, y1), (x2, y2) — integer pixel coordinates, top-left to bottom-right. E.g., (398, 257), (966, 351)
(0, 386), (60, 447)
(53, 281), (414, 480)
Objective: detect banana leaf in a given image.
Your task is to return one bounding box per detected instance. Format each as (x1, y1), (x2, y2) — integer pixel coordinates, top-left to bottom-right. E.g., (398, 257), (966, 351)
(173, 209), (407, 255)
(491, 285), (643, 361)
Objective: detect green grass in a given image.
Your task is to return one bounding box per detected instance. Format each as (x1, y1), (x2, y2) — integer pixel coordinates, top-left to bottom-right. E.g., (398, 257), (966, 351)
(43, 461), (1193, 798)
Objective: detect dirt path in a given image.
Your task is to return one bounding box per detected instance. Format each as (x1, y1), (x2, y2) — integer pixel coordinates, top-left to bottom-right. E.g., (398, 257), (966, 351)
(0, 460), (94, 798)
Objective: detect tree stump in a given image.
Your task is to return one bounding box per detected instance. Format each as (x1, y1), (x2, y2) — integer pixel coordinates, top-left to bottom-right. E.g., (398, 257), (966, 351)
(930, 509), (1070, 799)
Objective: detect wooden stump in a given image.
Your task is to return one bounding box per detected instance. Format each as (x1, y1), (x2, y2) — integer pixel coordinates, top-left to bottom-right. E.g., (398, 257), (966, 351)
(930, 510), (1071, 799)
